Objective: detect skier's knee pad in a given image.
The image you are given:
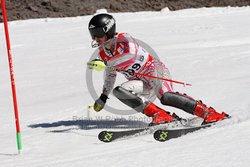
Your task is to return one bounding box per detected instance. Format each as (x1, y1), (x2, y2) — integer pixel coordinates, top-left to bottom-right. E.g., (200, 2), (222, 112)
(160, 92), (197, 114)
(120, 80), (143, 94)
(113, 86), (149, 113)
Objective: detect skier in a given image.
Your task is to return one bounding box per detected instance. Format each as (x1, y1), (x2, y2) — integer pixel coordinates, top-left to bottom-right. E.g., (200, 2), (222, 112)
(88, 13), (229, 125)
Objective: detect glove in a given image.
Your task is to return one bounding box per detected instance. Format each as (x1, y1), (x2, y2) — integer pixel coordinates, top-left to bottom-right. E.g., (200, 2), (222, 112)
(94, 93), (108, 112)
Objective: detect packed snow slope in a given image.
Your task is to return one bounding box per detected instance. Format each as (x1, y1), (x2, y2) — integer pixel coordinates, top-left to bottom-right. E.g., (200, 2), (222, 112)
(0, 7), (250, 167)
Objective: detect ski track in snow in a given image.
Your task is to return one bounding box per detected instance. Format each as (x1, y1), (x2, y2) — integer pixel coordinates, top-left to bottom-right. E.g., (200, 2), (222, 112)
(0, 7), (250, 167)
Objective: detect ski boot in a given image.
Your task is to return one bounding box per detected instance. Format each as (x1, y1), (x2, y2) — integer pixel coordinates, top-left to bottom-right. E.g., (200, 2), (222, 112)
(194, 101), (230, 125)
(143, 102), (175, 126)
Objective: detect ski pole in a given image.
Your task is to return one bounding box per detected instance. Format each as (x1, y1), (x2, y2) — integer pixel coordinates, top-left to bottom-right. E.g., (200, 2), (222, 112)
(133, 72), (192, 86)
(88, 105), (94, 109)
(88, 59), (192, 87)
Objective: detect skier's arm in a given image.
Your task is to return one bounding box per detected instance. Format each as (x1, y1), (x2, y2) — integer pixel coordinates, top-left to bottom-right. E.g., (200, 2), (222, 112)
(93, 64), (117, 112)
(102, 67), (117, 96)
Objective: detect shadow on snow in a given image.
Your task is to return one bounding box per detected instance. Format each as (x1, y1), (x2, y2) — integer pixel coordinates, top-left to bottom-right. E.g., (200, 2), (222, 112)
(28, 119), (149, 132)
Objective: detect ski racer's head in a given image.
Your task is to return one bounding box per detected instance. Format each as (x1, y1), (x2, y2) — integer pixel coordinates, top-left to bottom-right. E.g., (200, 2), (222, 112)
(88, 13), (116, 47)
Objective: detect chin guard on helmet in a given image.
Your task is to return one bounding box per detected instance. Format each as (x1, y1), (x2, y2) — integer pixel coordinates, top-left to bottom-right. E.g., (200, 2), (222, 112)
(91, 40), (99, 48)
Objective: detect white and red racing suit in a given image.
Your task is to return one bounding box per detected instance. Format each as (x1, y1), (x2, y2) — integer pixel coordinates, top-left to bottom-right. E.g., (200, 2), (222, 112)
(96, 33), (173, 101)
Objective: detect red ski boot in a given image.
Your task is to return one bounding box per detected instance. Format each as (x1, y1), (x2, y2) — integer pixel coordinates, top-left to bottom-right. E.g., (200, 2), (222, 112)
(194, 101), (229, 124)
(143, 102), (175, 125)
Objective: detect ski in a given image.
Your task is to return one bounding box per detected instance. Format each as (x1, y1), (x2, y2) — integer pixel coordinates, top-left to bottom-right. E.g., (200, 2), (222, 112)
(98, 118), (198, 142)
(98, 127), (152, 143)
(153, 124), (212, 142)
(154, 115), (231, 142)
(98, 116), (230, 142)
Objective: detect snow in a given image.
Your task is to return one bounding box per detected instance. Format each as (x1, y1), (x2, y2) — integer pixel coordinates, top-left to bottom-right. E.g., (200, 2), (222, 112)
(0, 7), (250, 167)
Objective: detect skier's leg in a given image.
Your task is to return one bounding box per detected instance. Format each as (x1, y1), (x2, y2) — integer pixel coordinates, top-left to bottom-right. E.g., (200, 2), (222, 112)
(160, 92), (229, 124)
(112, 81), (148, 113)
(113, 80), (174, 125)
(152, 59), (229, 124)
